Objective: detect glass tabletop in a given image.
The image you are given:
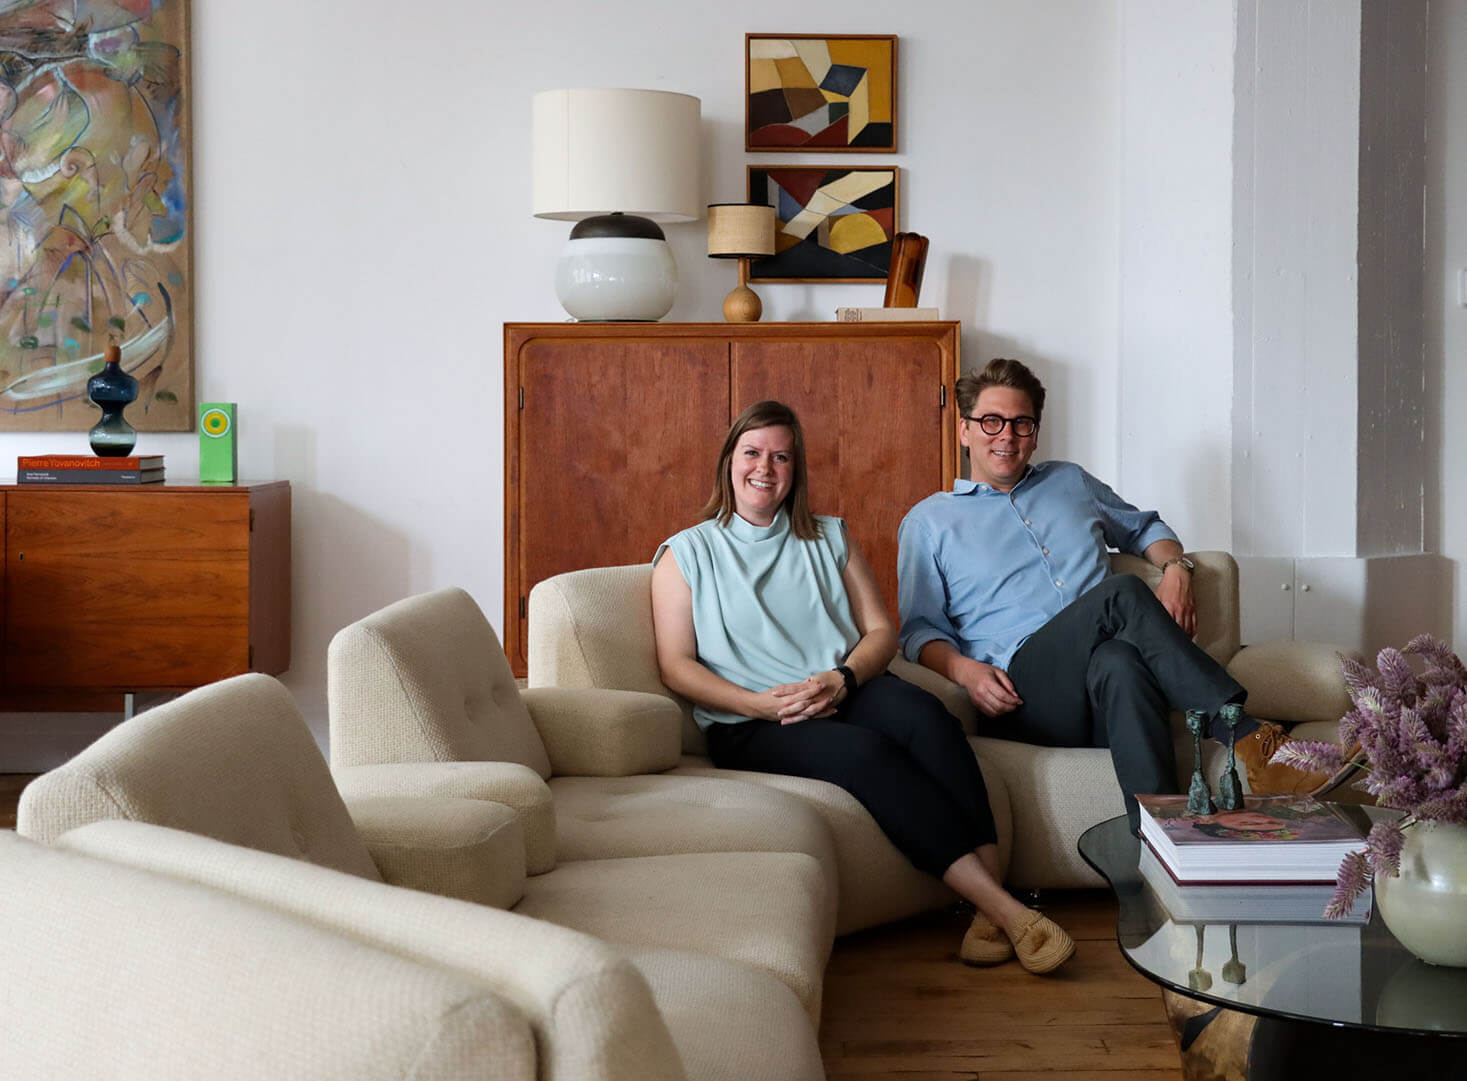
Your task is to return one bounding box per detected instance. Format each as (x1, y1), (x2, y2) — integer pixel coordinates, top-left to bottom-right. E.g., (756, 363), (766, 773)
(1078, 813), (1467, 1039)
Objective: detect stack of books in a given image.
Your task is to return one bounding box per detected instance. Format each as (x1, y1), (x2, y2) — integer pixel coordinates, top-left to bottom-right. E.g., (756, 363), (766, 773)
(17, 454), (165, 485)
(835, 306), (940, 322)
(1136, 793), (1366, 884)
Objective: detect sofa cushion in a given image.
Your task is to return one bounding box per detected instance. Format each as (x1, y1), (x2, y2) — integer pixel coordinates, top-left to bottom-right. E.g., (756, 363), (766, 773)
(347, 796), (527, 909)
(17, 674), (382, 883)
(6, 830), (534, 1081)
(516, 850), (831, 1024)
(329, 586), (553, 777)
(549, 772), (840, 930)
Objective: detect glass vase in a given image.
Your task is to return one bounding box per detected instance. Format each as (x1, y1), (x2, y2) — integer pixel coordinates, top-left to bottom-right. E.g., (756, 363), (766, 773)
(87, 345), (138, 456)
(1374, 821), (1467, 967)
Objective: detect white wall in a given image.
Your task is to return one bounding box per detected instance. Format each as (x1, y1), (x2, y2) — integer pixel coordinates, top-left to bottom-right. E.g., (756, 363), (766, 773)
(1429, 0), (1467, 649)
(0, 0), (1128, 755)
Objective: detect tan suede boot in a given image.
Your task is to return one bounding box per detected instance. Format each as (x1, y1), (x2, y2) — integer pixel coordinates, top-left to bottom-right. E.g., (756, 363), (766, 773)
(1234, 723), (1361, 796)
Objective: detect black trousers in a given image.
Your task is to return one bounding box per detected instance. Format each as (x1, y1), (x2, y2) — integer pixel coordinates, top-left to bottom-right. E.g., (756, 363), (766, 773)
(993, 574), (1249, 827)
(704, 673), (998, 878)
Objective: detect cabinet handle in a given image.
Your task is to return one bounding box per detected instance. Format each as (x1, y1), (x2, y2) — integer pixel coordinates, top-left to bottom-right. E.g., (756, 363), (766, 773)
(16, 552), (22, 561)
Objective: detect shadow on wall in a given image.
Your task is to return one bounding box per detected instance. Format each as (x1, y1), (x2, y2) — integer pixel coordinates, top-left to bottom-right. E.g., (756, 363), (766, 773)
(288, 491), (414, 749)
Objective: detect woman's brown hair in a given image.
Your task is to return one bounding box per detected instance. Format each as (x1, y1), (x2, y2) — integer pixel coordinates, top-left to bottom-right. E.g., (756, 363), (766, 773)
(700, 399), (822, 540)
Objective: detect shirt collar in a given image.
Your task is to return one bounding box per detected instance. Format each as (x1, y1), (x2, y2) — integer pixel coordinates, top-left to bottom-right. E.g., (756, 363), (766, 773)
(953, 465), (1036, 497)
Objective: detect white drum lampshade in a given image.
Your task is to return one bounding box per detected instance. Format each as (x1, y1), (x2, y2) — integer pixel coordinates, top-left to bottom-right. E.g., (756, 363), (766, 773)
(532, 88), (702, 321)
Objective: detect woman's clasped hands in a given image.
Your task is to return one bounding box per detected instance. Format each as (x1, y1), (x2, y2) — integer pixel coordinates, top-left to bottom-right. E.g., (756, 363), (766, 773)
(762, 671), (845, 724)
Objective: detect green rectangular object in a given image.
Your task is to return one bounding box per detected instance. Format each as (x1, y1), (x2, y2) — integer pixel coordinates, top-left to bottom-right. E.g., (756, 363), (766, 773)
(198, 402), (237, 483)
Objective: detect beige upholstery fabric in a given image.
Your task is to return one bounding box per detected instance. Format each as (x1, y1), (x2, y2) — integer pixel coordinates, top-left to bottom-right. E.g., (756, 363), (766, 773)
(522, 686), (682, 776)
(6, 831), (536, 1081)
(17, 674), (382, 882)
(329, 587), (553, 777)
(1227, 640), (1357, 723)
(517, 850), (831, 1023)
(628, 949), (825, 1081)
(347, 796), (527, 909)
(332, 760), (558, 875)
(59, 821), (689, 1081)
(529, 563), (706, 754)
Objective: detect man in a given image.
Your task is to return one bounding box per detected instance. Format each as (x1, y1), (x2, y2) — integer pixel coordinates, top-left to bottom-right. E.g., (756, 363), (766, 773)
(897, 358), (1325, 828)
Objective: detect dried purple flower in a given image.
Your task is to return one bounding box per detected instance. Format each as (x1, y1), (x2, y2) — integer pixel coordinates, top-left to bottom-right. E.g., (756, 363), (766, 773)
(1324, 635), (1467, 918)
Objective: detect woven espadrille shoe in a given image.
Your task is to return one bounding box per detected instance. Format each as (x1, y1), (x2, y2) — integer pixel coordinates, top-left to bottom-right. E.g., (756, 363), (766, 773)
(1008, 909), (1076, 975)
(959, 912), (1016, 966)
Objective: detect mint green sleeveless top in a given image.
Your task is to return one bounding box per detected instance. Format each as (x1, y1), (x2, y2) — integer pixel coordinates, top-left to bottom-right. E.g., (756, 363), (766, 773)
(655, 509), (860, 729)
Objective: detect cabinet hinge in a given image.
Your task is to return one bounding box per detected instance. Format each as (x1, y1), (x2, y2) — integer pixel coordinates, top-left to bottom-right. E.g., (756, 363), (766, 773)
(940, 385), (947, 408)
(249, 508), (256, 531)
(248, 644), (254, 669)
(519, 596), (527, 618)
(518, 387), (525, 410)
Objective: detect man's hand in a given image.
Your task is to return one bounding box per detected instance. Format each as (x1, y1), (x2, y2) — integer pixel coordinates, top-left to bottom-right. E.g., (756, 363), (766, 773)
(1157, 564), (1197, 637)
(770, 672), (843, 724)
(952, 656), (1023, 718)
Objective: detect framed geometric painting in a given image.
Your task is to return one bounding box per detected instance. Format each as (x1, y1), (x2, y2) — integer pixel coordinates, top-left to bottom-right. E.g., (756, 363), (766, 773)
(0, 0), (194, 432)
(745, 34), (897, 152)
(747, 166), (898, 283)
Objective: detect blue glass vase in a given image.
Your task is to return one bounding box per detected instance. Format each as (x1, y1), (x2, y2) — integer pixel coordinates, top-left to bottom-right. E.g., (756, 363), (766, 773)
(87, 344), (138, 456)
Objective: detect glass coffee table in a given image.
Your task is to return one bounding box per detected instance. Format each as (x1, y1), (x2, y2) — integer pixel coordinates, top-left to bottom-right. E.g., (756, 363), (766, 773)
(1079, 814), (1467, 1079)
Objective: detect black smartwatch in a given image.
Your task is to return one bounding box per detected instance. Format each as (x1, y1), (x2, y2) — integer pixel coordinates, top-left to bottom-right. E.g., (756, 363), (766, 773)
(833, 665), (858, 701)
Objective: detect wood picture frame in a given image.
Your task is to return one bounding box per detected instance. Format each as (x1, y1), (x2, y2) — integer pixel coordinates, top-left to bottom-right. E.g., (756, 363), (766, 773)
(747, 165), (899, 283)
(0, 0), (195, 433)
(745, 34), (897, 153)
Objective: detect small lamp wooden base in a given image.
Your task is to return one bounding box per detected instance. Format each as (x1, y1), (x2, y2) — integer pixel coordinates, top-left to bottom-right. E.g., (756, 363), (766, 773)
(722, 257), (763, 322)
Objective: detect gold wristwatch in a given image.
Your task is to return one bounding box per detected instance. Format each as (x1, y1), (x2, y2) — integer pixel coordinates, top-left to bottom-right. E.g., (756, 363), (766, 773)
(1160, 556), (1195, 576)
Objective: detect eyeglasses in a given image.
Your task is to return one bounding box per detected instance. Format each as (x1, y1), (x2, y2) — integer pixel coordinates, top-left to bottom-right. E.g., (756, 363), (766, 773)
(965, 414), (1038, 437)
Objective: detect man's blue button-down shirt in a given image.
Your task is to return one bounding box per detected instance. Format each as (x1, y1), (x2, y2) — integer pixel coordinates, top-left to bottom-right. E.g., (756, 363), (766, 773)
(897, 460), (1178, 670)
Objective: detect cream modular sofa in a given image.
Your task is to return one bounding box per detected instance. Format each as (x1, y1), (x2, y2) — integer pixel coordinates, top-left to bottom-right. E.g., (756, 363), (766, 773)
(527, 551), (1354, 889)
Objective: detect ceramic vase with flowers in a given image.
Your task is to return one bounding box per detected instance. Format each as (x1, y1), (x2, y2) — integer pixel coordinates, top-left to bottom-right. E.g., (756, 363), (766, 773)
(1274, 635), (1467, 966)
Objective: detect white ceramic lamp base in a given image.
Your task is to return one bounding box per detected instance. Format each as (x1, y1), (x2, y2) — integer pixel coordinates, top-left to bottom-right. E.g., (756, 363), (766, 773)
(554, 214), (677, 322)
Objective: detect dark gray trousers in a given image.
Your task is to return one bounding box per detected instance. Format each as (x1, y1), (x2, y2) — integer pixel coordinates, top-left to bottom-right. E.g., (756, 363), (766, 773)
(994, 574), (1248, 827)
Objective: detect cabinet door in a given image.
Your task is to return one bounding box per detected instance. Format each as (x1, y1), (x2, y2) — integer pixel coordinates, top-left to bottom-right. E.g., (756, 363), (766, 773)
(509, 335), (729, 670)
(731, 335), (953, 625)
(4, 491), (252, 689)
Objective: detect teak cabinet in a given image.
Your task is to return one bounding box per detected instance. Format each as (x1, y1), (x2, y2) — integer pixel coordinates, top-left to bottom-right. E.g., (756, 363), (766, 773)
(0, 480), (290, 707)
(504, 322), (960, 676)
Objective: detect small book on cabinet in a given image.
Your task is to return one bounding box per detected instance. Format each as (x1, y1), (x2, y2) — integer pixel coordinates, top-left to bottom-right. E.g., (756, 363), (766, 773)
(17, 454), (164, 471)
(18, 468), (164, 485)
(834, 306), (940, 322)
(1136, 794), (1365, 885)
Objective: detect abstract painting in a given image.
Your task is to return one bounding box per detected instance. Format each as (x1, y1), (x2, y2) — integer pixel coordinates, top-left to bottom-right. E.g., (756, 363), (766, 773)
(746, 34), (896, 152)
(747, 166), (897, 283)
(0, 0), (193, 433)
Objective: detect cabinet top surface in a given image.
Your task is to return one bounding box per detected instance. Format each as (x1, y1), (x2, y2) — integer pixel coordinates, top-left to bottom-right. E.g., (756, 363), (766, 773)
(0, 479), (289, 492)
(504, 320), (960, 336)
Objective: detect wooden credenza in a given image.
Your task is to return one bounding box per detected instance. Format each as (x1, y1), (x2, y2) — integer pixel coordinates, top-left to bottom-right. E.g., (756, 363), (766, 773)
(504, 321), (960, 675)
(0, 480), (290, 707)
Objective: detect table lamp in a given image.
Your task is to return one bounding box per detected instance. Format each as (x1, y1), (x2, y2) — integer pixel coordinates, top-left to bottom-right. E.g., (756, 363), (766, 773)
(706, 203), (776, 322)
(532, 88), (702, 321)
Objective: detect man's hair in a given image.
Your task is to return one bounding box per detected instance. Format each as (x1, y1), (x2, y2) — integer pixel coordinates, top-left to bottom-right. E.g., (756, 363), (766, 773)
(955, 358), (1047, 424)
(701, 399), (821, 540)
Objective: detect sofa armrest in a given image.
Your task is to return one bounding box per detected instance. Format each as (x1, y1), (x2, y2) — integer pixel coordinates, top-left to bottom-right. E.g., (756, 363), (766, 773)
(56, 820), (687, 1081)
(332, 762), (556, 874)
(346, 796), (526, 909)
(1226, 641), (1359, 724)
(520, 687), (681, 777)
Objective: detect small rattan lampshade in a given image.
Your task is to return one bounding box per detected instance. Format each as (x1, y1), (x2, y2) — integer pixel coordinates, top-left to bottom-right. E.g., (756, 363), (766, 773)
(706, 204), (775, 322)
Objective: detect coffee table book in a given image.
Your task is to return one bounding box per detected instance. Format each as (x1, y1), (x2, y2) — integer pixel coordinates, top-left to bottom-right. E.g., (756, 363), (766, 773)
(1137, 844), (1371, 924)
(1136, 794), (1365, 884)
(18, 454), (163, 470)
(19, 468), (164, 485)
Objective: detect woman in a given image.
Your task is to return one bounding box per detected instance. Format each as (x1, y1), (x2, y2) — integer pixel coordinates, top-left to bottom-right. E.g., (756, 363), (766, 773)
(650, 400), (1074, 974)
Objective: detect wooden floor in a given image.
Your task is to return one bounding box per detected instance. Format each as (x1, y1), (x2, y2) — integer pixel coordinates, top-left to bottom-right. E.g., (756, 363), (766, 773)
(0, 773), (1182, 1078)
